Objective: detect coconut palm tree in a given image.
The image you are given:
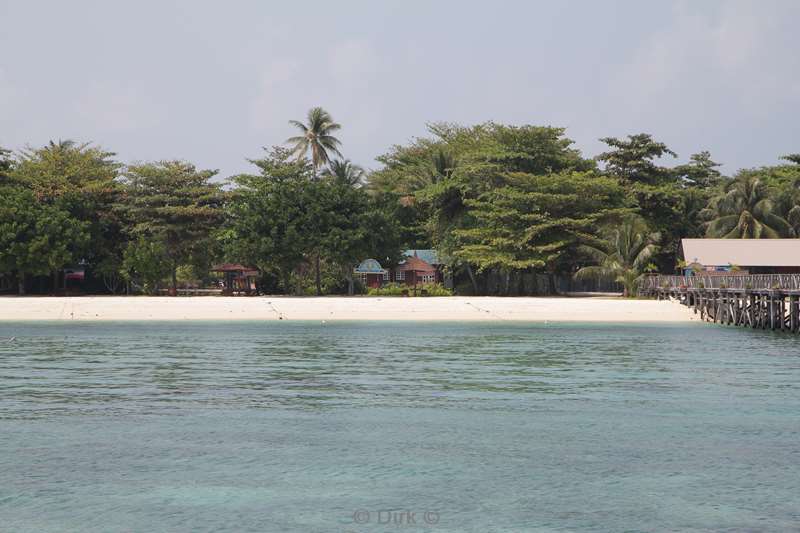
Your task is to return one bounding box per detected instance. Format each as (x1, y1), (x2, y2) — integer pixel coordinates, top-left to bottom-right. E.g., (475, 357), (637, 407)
(702, 175), (793, 238)
(773, 178), (800, 236)
(575, 217), (659, 297)
(323, 159), (365, 187)
(286, 107), (343, 178)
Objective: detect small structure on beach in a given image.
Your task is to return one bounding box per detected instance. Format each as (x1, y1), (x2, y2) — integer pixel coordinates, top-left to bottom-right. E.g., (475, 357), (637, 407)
(211, 264), (259, 295)
(681, 239), (800, 275)
(354, 258), (388, 289)
(395, 252), (442, 286)
(354, 250), (446, 289)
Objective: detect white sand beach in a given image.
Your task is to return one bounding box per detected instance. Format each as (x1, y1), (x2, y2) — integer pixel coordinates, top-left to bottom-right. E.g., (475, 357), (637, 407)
(0, 296), (695, 322)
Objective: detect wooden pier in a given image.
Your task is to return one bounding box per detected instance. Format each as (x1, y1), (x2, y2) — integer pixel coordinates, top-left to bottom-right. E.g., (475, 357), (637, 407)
(641, 274), (800, 333)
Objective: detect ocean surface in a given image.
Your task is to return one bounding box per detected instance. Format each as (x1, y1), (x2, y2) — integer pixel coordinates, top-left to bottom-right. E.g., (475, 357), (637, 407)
(0, 321), (799, 532)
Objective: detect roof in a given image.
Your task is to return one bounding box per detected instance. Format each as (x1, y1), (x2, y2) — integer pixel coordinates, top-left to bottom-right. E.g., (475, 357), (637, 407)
(402, 249), (441, 265)
(211, 263), (258, 273)
(681, 239), (800, 267)
(397, 256), (437, 272)
(354, 258), (386, 274)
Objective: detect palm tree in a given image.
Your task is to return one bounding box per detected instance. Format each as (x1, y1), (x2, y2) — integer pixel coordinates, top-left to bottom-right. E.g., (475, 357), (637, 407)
(702, 175), (793, 238)
(575, 217), (659, 297)
(323, 159), (365, 187)
(286, 107), (343, 178)
(399, 149), (457, 194)
(773, 179), (800, 236)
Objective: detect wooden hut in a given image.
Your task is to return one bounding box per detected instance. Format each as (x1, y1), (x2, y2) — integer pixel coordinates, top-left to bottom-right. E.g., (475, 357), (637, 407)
(211, 264), (259, 295)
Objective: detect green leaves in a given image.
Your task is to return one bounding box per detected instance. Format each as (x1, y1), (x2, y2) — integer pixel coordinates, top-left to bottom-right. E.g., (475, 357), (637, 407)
(286, 107), (343, 173)
(0, 188), (88, 286)
(224, 148), (399, 294)
(455, 172), (629, 273)
(597, 133), (677, 185)
(574, 216), (659, 297)
(121, 236), (171, 294)
(119, 161), (224, 289)
(703, 175), (792, 238)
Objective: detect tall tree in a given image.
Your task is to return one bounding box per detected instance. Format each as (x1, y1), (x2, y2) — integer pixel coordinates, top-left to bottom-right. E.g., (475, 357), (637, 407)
(455, 172), (629, 294)
(575, 216), (659, 297)
(369, 122), (598, 293)
(225, 147), (398, 295)
(286, 107), (342, 177)
(224, 148), (314, 293)
(782, 154), (800, 165)
(11, 140), (120, 199)
(316, 180), (401, 294)
(0, 188), (88, 294)
(702, 175), (792, 238)
(10, 140), (122, 289)
(674, 151), (723, 188)
(120, 161), (224, 292)
(597, 133), (677, 185)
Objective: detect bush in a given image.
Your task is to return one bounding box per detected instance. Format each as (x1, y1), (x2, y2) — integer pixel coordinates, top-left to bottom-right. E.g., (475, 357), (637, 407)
(367, 282), (407, 296)
(421, 283), (453, 296)
(367, 282), (453, 296)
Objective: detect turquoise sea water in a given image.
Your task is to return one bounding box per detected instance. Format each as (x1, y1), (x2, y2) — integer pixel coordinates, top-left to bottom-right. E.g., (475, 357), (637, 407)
(1, 321), (799, 532)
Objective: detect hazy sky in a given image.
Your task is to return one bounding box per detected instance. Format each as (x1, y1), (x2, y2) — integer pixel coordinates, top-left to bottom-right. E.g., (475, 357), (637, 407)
(1, 1), (799, 178)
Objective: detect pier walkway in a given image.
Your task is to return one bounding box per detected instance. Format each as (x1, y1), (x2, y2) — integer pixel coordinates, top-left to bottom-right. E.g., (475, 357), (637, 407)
(641, 274), (800, 333)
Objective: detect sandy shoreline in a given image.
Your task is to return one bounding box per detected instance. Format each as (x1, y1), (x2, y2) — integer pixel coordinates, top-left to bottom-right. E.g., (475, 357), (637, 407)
(0, 296), (695, 323)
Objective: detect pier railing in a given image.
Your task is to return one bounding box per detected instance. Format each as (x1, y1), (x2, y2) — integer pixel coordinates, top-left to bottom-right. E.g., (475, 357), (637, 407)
(640, 274), (800, 292)
(643, 273), (800, 333)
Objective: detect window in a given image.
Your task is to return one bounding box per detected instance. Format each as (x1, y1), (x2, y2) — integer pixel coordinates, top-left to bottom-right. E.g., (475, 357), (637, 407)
(357, 273), (367, 283)
(396, 271), (405, 281)
(422, 273), (435, 283)
(382, 271), (390, 281)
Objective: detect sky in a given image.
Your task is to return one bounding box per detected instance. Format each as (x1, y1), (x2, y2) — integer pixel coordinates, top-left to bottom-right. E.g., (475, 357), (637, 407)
(1, 0), (799, 178)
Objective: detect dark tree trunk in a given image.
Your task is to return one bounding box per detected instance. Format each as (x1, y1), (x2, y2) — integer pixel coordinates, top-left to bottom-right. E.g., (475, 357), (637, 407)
(465, 263), (479, 295)
(504, 270), (511, 295)
(18, 275), (25, 295)
(52, 270), (58, 294)
(171, 263), (178, 295)
(547, 272), (559, 295)
(347, 269), (354, 296)
(315, 252), (322, 296)
(282, 271), (291, 295)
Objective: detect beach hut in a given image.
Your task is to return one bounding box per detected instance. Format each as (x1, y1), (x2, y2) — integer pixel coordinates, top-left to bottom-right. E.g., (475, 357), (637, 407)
(211, 264), (259, 295)
(354, 259), (388, 289)
(394, 250), (443, 286)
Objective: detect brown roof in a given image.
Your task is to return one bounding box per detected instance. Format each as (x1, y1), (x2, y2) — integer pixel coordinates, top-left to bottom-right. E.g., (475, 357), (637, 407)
(396, 256), (436, 272)
(682, 239), (800, 267)
(211, 263), (258, 272)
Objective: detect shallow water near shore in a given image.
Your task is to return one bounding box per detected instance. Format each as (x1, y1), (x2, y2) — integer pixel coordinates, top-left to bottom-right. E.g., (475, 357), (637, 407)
(1, 321), (799, 532)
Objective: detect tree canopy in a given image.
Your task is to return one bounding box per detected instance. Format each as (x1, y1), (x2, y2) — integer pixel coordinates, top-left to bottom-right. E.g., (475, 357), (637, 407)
(119, 160), (224, 291)
(2, 120), (799, 297)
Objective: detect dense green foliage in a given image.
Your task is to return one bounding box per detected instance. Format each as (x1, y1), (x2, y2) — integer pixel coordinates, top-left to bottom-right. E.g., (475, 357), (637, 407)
(367, 282), (452, 296)
(222, 147), (399, 295)
(119, 161), (225, 291)
(574, 217), (659, 297)
(3, 108), (800, 296)
(0, 188), (88, 294)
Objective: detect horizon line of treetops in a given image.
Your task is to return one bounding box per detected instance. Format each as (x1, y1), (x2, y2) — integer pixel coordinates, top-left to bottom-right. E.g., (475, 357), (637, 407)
(2, 106), (800, 297)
